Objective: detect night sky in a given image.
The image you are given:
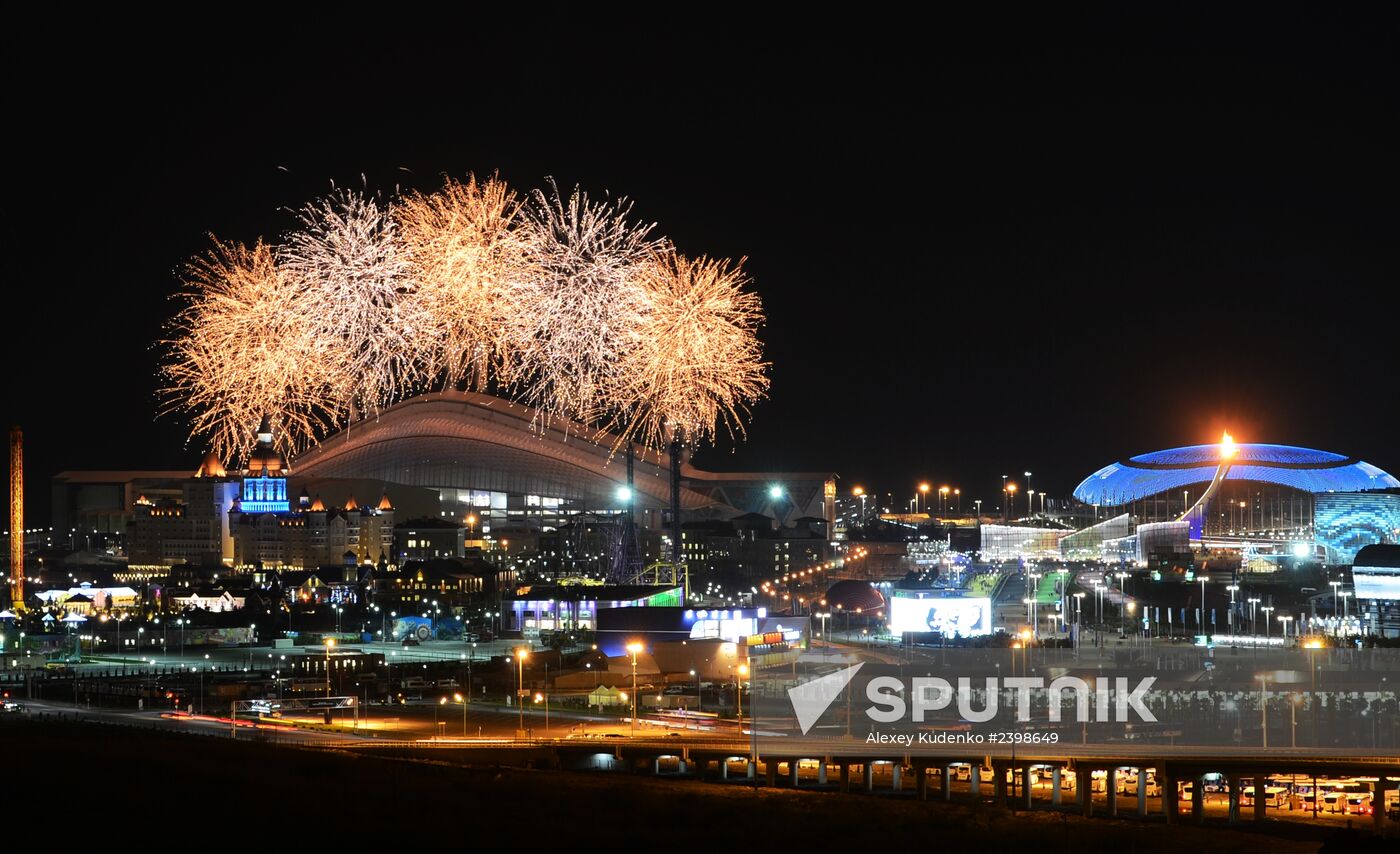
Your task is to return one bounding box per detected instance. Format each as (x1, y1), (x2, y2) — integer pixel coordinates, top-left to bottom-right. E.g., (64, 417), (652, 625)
(5, 9), (1398, 523)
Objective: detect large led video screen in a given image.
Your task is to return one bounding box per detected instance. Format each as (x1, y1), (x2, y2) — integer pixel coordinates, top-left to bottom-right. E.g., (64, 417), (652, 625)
(889, 596), (991, 637)
(1353, 569), (1400, 601)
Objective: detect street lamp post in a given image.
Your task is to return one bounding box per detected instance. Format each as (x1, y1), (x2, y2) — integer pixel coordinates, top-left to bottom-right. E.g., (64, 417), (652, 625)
(737, 661), (749, 729)
(1198, 575), (1207, 631)
(690, 668), (702, 713)
(324, 637), (336, 696)
(1261, 606), (1274, 639)
(1226, 585), (1239, 636)
(1258, 674), (1269, 749)
(514, 647), (529, 737)
(1029, 572), (1041, 638)
(627, 642), (643, 737)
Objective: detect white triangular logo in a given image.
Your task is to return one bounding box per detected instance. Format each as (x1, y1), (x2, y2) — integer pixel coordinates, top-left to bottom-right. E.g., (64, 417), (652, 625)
(787, 663), (864, 735)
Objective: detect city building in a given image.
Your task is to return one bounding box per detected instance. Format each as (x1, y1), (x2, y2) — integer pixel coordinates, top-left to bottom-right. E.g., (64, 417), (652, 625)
(290, 390), (836, 536)
(51, 390), (836, 582)
(393, 517), (467, 561)
(34, 581), (139, 613)
(1071, 440), (1399, 565)
(228, 424), (395, 569)
(376, 556), (506, 610)
(127, 453), (240, 570)
(1352, 543), (1400, 637)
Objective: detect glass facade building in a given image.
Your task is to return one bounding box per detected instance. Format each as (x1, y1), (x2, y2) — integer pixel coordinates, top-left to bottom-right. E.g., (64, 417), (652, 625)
(979, 525), (1066, 560)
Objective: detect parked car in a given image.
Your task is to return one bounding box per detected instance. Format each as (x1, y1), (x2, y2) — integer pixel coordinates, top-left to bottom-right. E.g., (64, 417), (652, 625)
(1241, 785), (1289, 809)
(1121, 771), (1161, 797)
(1322, 783), (1369, 813)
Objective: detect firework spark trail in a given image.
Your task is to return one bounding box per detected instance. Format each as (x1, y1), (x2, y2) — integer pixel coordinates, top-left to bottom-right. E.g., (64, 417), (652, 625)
(160, 239), (337, 462)
(502, 180), (668, 429)
(161, 176), (768, 463)
(394, 174), (529, 389)
(604, 250), (769, 452)
(278, 189), (432, 419)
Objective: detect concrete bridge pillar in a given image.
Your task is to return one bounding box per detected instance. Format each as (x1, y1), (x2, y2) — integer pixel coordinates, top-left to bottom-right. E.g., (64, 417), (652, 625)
(1051, 767), (1062, 807)
(720, 758), (729, 781)
(1107, 768), (1118, 817)
(765, 760), (777, 787)
(788, 760), (800, 788)
(1163, 771), (1178, 824)
(1137, 768), (1148, 816)
(993, 763), (1008, 805)
(746, 757), (755, 780)
(969, 766), (981, 798)
(1253, 774), (1267, 822)
(1191, 776), (1205, 824)
(915, 766), (928, 801)
(862, 762), (875, 792)
(891, 763), (902, 791)
(941, 766), (952, 801)
(1022, 767), (1034, 811)
(817, 761), (828, 785)
(839, 763), (850, 793)
(1227, 774), (1241, 824)
(1081, 769), (1094, 818)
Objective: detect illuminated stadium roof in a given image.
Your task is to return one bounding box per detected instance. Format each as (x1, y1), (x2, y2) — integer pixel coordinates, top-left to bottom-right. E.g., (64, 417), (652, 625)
(1074, 443), (1400, 506)
(291, 390), (836, 525)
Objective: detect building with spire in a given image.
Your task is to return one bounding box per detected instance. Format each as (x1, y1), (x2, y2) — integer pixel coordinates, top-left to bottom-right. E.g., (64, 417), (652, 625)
(228, 420), (394, 569)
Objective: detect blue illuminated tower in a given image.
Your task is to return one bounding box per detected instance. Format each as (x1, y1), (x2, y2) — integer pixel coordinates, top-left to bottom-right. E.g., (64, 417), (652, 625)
(238, 416), (290, 513)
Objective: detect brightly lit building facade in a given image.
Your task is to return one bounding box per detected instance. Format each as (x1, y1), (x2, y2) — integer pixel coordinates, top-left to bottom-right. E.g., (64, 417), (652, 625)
(292, 391), (836, 538)
(1073, 441), (1399, 565)
(978, 525), (1066, 561)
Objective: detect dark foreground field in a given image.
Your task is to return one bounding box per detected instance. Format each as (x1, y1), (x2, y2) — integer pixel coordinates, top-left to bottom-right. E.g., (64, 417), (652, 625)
(4, 718), (1387, 852)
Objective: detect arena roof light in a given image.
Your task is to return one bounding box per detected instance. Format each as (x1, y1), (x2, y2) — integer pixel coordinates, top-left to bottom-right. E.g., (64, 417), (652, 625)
(1074, 443), (1399, 506)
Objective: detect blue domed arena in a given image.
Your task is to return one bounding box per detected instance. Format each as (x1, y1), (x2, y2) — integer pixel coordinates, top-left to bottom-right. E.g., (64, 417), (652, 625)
(1073, 442), (1399, 563)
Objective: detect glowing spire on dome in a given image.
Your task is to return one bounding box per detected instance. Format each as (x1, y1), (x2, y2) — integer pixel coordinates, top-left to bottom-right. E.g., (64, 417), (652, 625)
(1220, 431), (1237, 459)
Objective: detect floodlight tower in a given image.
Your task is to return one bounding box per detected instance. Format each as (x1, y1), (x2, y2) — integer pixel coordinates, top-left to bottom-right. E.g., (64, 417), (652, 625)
(8, 426), (22, 611)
